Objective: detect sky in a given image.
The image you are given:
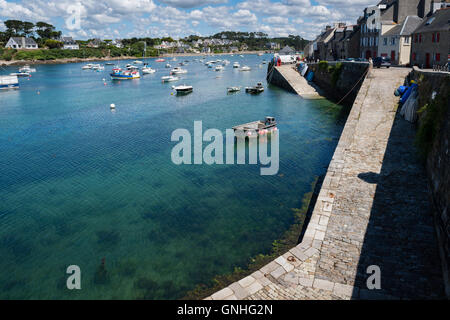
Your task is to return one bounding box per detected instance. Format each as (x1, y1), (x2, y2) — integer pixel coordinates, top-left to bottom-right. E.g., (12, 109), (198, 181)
(0, 0), (375, 40)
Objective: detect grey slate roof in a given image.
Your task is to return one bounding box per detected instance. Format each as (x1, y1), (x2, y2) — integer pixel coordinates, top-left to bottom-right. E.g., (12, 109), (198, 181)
(413, 7), (450, 33)
(279, 45), (295, 55)
(11, 37), (37, 46)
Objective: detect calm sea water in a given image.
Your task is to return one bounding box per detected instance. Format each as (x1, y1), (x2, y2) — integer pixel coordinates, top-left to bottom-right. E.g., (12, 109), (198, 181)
(0, 55), (346, 299)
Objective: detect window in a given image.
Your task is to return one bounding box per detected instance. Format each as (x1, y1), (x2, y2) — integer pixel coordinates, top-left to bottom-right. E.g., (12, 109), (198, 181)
(404, 36), (410, 44)
(391, 37), (396, 45)
(375, 37), (378, 46)
(437, 33), (440, 43)
(383, 37), (388, 45)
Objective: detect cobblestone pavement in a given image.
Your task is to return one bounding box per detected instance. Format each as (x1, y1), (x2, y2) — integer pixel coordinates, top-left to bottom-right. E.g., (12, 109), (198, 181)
(207, 67), (445, 300)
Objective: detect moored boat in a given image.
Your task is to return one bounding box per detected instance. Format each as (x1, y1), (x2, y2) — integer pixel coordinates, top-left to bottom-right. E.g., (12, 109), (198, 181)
(245, 82), (264, 94)
(215, 65), (224, 71)
(232, 117), (277, 138)
(240, 66), (251, 71)
(110, 67), (140, 80)
(161, 75), (179, 82)
(172, 84), (193, 94)
(0, 75), (19, 90)
(170, 67), (187, 75)
(155, 58), (165, 62)
(19, 65), (36, 73)
(142, 67), (156, 74)
(10, 72), (30, 77)
(227, 86), (241, 93)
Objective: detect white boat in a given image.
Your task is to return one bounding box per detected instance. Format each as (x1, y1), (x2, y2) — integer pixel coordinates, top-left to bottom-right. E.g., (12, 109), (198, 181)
(172, 84), (193, 94)
(245, 82), (264, 94)
(222, 60), (230, 66)
(170, 67), (187, 75)
(240, 55), (244, 57)
(161, 75), (179, 82)
(258, 53), (263, 56)
(19, 65), (36, 73)
(215, 65), (224, 71)
(133, 60), (144, 64)
(165, 63), (172, 68)
(0, 75), (19, 90)
(227, 86), (241, 93)
(82, 64), (93, 70)
(233, 62), (240, 68)
(240, 66), (251, 71)
(10, 72), (30, 77)
(142, 67), (156, 74)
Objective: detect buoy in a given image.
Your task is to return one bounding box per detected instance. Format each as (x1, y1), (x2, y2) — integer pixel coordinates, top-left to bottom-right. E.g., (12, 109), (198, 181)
(104, 82), (107, 86)
(110, 103), (116, 109)
(37, 91), (40, 95)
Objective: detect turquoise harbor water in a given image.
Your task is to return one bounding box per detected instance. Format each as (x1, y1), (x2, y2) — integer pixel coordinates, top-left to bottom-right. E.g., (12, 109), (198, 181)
(0, 55), (346, 299)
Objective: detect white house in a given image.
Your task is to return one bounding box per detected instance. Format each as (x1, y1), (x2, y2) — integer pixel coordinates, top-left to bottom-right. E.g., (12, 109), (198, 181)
(61, 37), (79, 50)
(5, 37), (38, 50)
(378, 15), (422, 65)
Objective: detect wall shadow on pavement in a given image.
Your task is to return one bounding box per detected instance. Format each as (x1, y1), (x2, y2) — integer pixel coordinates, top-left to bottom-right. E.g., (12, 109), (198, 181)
(351, 112), (445, 299)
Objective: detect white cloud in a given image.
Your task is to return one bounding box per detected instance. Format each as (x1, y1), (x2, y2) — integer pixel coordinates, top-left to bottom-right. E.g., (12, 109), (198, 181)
(0, 0), (371, 39)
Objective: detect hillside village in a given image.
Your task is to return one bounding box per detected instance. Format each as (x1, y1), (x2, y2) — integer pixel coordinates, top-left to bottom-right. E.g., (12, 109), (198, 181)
(305, 0), (450, 69)
(0, 25), (307, 62)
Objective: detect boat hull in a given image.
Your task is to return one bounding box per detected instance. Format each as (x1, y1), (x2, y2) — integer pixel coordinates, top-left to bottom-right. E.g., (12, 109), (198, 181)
(0, 83), (19, 90)
(110, 74), (140, 80)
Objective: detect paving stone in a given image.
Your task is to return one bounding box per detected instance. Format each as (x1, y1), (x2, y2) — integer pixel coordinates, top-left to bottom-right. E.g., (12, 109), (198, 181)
(211, 287), (234, 300)
(313, 279), (335, 291)
(238, 276), (255, 288)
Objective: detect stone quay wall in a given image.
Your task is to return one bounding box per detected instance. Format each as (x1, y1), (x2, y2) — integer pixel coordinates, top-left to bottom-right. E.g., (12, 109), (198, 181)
(410, 67), (450, 297)
(307, 61), (369, 106)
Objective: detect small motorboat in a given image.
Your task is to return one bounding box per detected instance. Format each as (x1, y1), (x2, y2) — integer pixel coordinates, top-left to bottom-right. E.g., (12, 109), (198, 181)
(227, 86), (241, 93)
(161, 75), (179, 82)
(215, 65), (224, 71)
(142, 67), (156, 74)
(133, 60), (144, 64)
(10, 72), (30, 77)
(240, 66), (251, 71)
(110, 68), (140, 80)
(82, 64), (93, 70)
(19, 65), (36, 73)
(165, 63), (172, 68)
(233, 62), (240, 68)
(105, 62), (115, 65)
(245, 82), (264, 94)
(155, 58), (165, 62)
(170, 67), (187, 75)
(172, 84), (193, 94)
(0, 75), (19, 90)
(232, 117), (277, 138)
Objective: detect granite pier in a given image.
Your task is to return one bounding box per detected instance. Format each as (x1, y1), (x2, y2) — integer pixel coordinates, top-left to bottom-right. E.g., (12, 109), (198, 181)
(208, 67), (445, 300)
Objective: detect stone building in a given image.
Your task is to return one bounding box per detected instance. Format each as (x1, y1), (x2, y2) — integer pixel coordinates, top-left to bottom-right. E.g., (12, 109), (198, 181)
(359, 0), (434, 59)
(411, 6), (450, 68)
(378, 15), (423, 65)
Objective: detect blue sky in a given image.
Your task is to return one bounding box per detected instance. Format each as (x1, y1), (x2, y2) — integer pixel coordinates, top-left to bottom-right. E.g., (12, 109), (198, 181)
(0, 0), (374, 40)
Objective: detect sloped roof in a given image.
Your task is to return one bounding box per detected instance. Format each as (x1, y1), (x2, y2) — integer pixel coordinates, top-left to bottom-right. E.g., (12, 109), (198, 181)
(279, 45), (295, 55)
(414, 7), (450, 33)
(10, 37), (37, 45)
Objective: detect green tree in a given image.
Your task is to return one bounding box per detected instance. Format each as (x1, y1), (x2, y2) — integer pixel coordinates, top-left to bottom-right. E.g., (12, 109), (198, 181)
(44, 39), (63, 49)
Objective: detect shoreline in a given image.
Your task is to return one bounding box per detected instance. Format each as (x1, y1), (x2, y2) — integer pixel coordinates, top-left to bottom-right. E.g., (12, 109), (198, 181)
(0, 50), (271, 67)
